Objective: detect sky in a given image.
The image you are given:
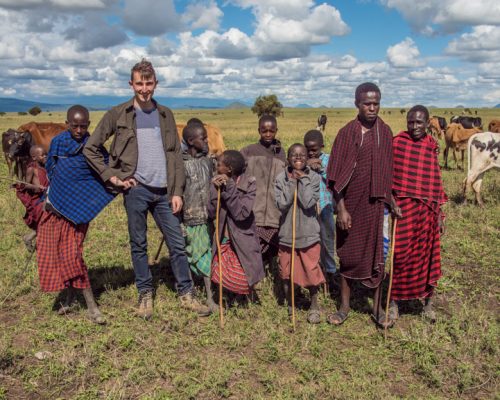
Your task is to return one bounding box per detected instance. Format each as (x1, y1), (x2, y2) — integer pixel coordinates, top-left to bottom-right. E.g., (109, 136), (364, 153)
(0, 0), (499, 107)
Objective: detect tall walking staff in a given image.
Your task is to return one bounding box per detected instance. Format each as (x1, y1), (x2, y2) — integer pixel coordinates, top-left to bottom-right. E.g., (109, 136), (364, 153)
(215, 187), (224, 328)
(384, 217), (398, 340)
(290, 184), (298, 332)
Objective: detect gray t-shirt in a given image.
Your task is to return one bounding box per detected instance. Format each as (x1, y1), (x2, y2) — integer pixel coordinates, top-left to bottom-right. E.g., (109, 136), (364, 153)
(134, 108), (167, 188)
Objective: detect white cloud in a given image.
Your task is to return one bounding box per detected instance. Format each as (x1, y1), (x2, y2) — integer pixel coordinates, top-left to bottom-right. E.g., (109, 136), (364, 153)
(446, 25), (500, 62)
(182, 0), (223, 31)
(387, 37), (423, 68)
(123, 0), (182, 36)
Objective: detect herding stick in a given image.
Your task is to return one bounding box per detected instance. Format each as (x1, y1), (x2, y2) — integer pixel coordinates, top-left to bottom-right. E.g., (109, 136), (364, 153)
(384, 218), (398, 340)
(215, 187), (224, 328)
(290, 185), (298, 332)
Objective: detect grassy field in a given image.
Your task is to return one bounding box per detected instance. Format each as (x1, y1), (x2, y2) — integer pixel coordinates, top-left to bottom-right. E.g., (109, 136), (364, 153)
(0, 108), (499, 400)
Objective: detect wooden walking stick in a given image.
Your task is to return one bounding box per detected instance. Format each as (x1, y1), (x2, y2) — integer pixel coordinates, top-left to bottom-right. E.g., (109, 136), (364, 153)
(316, 202), (329, 297)
(384, 217), (398, 340)
(153, 238), (165, 264)
(290, 185), (298, 332)
(215, 187), (224, 328)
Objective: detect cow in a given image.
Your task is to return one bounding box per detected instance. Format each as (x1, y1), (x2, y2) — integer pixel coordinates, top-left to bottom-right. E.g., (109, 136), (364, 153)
(463, 132), (500, 207)
(450, 115), (482, 129)
(316, 114), (328, 132)
(2, 129), (19, 177)
(176, 123), (225, 156)
(8, 122), (67, 179)
(487, 119), (500, 133)
(428, 116), (447, 139)
(444, 123), (482, 169)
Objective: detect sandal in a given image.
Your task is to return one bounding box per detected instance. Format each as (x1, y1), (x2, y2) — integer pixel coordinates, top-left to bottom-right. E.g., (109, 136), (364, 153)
(307, 309), (321, 324)
(326, 310), (349, 326)
(371, 310), (394, 329)
(88, 311), (106, 325)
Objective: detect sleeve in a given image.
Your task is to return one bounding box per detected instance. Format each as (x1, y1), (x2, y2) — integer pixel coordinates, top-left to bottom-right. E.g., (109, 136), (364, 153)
(167, 110), (185, 197)
(275, 173), (296, 213)
(221, 178), (255, 222)
(207, 183), (218, 219)
(83, 110), (116, 182)
(297, 173), (320, 209)
(45, 138), (58, 182)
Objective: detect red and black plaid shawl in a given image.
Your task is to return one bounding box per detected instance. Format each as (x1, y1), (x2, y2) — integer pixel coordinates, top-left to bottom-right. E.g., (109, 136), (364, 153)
(392, 132), (447, 204)
(327, 117), (393, 202)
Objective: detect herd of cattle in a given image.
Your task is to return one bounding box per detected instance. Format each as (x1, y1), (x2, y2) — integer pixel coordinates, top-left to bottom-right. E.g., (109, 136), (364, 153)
(2, 114), (499, 207)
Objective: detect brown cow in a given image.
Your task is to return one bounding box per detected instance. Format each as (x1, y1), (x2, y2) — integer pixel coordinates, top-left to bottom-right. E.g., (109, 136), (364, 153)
(488, 119), (500, 133)
(444, 123), (482, 169)
(176, 123), (225, 155)
(428, 116), (446, 139)
(2, 129), (18, 176)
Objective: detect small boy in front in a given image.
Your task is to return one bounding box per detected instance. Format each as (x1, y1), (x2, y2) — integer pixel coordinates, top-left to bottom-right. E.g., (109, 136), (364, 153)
(275, 143), (325, 323)
(14, 145), (48, 251)
(181, 122), (217, 312)
(303, 130), (336, 285)
(36, 105), (112, 324)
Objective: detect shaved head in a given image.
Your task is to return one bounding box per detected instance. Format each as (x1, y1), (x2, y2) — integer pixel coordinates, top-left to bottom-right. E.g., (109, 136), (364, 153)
(29, 144), (44, 158)
(67, 104), (89, 121)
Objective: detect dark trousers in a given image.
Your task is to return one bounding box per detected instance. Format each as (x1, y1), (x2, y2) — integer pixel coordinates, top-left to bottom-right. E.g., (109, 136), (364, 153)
(124, 184), (193, 295)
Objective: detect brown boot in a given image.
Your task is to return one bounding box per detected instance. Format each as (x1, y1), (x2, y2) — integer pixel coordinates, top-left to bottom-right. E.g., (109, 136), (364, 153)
(136, 290), (154, 320)
(179, 292), (211, 316)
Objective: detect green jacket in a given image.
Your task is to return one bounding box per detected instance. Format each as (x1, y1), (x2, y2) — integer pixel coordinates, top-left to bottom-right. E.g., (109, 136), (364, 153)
(83, 98), (185, 197)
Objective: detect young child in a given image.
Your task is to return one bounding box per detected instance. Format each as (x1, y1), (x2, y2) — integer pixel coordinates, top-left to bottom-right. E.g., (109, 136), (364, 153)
(275, 143), (325, 324)
(207, 150), (265, 301)
(181, 122), (217, 312)
(240, 115), (286, 264)
(37, 105), (115, 324)
(303, 130), (336, 284)
(14, 145), (48, 251)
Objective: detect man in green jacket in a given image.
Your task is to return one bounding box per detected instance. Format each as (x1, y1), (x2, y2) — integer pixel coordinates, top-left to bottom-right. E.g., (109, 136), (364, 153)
(84, 59), (210, 319)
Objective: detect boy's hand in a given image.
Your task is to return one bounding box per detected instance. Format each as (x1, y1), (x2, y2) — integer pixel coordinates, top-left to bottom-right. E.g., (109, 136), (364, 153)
(171, 195), (183, 214)
(307, 158), (322, 171)
(337, 208), (352, 230)
(292, 169), (306, 179)
(109, 176), (137, 190)
(212, 174), (228, 188)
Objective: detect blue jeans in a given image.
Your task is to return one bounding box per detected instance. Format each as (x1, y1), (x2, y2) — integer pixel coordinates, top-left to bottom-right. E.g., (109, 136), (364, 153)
(319, 204), (336, 274)
(123, 184), (193, 295)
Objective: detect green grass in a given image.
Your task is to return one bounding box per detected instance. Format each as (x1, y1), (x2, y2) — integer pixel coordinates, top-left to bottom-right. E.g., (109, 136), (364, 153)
(0, 108), (499, 399)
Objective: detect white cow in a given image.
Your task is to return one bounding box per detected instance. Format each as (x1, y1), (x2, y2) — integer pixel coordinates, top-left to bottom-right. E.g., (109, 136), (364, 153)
(463, 132), (500, 207)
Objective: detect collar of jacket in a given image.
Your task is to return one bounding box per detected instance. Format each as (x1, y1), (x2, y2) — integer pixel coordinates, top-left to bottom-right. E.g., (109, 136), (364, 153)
(117, 97), (169, 128)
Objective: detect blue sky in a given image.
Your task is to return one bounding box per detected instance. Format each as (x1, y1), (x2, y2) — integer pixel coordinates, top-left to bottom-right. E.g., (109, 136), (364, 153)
(0, 0), (498, 107)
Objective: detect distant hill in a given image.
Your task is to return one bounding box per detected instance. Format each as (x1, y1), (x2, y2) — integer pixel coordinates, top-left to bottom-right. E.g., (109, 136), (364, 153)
(0, 97), (68, 112)
(295, 103), (313, 108)
(455, 105), (464, 108)
(225, 101), (248, 109)
(495, 104), (500, 108)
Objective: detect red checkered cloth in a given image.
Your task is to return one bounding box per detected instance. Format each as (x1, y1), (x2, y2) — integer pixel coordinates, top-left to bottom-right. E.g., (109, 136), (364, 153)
(391, 198), (442, 300)
(36, 211), (90, 292)
(391, 132), (446, 300)
(392, 132), (447, 204)
(211, 240), (250, 295)
(15, 162), (49, 230)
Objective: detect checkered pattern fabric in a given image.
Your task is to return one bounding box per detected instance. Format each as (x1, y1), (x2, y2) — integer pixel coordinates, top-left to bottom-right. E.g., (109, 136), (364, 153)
(46, 131), (116, 225)
(36, 211), (90, 292)
(185, 224), (212, 277)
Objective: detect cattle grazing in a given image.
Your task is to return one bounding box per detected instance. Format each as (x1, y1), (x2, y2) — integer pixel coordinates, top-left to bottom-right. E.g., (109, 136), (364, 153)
(176, 123), (225, 155)
(463, 132), (500, 207)
(450, 115), (482, 129)
(316, 114), (328, 132)
(8, 122), (67, 179)
(428, 116), (447, 139)
(488, 119), (500, 133)
(444, 123), (482, 169)
(2, 129), (19, 177)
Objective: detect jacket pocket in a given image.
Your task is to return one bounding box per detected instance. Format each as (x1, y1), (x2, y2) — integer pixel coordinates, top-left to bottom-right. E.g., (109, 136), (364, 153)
(110, 128), (135, 158)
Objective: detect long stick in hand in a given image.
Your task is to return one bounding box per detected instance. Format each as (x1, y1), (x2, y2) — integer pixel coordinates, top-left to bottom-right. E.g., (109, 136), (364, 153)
(153, 238), (164, 264)
(215, 187), (224, 328)
(384, 217), (398, 340)
(290, 185), (298, 332)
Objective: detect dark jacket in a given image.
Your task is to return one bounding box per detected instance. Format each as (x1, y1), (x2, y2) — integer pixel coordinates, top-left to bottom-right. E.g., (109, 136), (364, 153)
(83, 98), (185, 197)
(275, 167), (321, 248)
(207, 174), (265, 287)
(240, 140), (286, 228)
(182, 152), (214, 226)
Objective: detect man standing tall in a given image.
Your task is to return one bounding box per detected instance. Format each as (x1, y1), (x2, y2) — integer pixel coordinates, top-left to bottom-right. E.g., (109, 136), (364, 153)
(326, 82), (394, 328)
(84, 59), (209, 319)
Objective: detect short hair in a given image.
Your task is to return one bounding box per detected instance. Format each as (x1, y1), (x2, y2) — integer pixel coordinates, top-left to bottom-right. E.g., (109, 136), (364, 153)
(408, 104), (430, 120)
(258, 114), (277, 127)
(182, 123), (206, 144)
(187, 117), (203, 126)
(29, 144), (44, 157)
(66, 104), (89, 120)
(130, 58), (156, 82)
(287, 143), (306, 158)
(303, 130), (324, 146)
(222, 150), (245, 177)
(355, 82), (381, 103)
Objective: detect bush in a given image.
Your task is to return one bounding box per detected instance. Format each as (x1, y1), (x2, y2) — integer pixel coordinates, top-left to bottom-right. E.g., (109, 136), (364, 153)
(28, 106), (42, 116)
(251, 94), (283, 118)
(18, 111), (27, 115)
